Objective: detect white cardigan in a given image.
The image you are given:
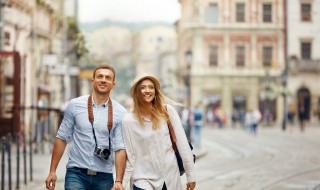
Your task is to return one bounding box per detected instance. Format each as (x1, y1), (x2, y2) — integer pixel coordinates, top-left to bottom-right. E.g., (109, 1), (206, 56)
(122, 104), (196, 190)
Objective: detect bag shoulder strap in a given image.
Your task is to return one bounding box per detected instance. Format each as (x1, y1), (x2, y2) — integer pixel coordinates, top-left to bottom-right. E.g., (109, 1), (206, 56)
(165, 105), (177, 152)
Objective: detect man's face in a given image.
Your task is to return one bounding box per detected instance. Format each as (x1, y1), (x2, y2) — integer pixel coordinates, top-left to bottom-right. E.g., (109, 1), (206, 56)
(91, 69), (115, 95)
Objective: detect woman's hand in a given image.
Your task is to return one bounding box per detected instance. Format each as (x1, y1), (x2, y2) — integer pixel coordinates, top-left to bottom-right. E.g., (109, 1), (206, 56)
(186, 182), (196, 190)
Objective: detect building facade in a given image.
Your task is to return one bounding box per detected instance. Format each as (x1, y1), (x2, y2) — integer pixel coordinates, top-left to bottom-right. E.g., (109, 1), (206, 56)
(177, 0), (286, 125)
(287, 0), (320, 124)
(0, 0), (79, 136)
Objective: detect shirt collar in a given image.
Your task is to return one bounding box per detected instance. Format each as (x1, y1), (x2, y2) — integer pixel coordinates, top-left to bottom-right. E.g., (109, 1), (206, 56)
(91, 95), (110, 107)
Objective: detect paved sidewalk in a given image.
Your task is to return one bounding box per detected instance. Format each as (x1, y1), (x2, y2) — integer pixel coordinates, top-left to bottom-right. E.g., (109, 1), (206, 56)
(2, 142), (68, 190)
(5, 141), (206, 190)
(19, 151), (67, 190)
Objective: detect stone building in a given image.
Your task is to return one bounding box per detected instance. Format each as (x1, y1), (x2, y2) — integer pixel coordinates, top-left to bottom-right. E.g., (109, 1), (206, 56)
(177, 0), (286, 125)
(287, 0), (320, 124)
(0, 0), (78, 136)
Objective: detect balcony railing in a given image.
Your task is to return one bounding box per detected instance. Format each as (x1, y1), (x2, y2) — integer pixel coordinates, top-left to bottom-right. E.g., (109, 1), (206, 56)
(291, 59), (320, 72)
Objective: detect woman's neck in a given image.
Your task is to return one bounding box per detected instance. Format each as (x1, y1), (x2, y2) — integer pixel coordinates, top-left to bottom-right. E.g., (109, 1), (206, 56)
(140, 104), (152, 119)
(92, 92), (109, 106)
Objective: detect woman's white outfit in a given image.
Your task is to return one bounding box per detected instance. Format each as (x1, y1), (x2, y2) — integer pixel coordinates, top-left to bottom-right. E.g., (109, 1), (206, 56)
(122, 104), (196, 190)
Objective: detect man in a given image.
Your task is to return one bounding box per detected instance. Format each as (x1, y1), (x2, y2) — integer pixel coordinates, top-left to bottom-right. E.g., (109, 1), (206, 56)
(45, 65), (127, 190)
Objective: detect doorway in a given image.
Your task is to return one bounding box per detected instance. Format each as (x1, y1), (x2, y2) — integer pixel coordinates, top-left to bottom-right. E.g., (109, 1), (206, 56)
(297, 87), (311, 120)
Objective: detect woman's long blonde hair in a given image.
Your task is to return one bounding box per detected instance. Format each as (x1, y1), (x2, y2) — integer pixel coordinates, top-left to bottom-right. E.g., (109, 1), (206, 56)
(132, 78), (170, 129)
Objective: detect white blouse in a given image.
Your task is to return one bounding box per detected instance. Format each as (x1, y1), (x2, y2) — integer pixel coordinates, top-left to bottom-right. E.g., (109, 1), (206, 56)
(122, 104), (196, 190)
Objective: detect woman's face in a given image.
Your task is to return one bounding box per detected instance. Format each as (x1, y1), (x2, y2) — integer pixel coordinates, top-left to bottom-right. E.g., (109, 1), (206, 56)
(139, 79), (155, 104)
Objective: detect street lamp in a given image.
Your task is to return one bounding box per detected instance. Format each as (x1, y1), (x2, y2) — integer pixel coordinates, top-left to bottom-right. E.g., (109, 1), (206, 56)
(184, 50), (192, 141)
(282, 0), (289, 131)
(185, 50), (192, 104)
(281, 70), (288, 130)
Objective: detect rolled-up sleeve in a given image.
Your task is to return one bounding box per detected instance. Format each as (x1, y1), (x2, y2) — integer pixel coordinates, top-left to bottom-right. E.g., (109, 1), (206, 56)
(56, 101), (75, 143)
(112, 108), (127, 151)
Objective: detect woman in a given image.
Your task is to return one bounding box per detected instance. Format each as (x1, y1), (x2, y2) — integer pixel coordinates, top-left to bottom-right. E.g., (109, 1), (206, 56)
(122, 74), (196, 190)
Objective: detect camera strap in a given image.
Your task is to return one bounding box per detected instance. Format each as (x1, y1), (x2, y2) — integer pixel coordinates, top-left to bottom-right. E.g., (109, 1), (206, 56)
(87, 94), (113, 150)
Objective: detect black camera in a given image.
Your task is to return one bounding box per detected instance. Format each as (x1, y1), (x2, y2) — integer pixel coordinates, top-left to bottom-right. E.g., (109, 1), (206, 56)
(94, 147), (111, 161)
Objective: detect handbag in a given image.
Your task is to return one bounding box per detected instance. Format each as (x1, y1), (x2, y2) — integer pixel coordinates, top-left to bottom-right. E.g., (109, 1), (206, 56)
(166, 106), (196, 176)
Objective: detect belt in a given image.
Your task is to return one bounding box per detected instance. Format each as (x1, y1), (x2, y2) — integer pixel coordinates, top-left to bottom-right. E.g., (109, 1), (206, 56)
(71, 167), (109, 176)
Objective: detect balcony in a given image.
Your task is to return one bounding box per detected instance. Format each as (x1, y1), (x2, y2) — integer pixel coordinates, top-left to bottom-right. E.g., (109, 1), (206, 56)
(290, 59), (320, 73)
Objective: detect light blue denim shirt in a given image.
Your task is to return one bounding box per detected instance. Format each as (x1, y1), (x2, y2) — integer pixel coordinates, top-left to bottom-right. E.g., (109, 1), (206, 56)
(56, 95), (127, 173)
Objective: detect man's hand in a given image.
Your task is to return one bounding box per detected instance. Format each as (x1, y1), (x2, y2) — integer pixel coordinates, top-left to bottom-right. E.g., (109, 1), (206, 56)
(45, 172), (57, 190)
(186, 182), (196, 190)
(112, 181), (124, 190)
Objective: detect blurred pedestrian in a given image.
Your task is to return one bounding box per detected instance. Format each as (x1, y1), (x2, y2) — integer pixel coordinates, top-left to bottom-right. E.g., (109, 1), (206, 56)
(181, 107), (191, 141)
(206, 108), (214, 126)
(231, 110), (238, 128)
(287, 108), (295, 132)
(193, 103), (203, 149)
(244, 109), (251, 131)
(214, 107), (225, 129)
(245, 108), (261, 135)
(238, 110), (246, 128)
(122, 74), (196, 190)
(263, 109), (272, 126)
(251, 109), (261, 135)
(45, 65), (127, 190)
(298, 112), (307, 132)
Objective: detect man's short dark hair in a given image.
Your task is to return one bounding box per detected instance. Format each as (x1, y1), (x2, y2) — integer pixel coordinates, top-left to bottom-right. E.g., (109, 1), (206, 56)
(93, 64), (116, 81)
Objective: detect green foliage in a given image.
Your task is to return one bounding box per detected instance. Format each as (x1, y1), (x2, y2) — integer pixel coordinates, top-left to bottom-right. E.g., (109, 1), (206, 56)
(36, 0), (54, 14)
(75, 33), (89, 59)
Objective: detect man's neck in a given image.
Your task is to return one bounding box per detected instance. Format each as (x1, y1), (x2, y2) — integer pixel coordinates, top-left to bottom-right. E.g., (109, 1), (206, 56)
(92, 92), (109, 106)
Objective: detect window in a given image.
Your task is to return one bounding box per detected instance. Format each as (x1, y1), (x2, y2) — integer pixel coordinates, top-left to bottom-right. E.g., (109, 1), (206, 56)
(263, 4), (272, 22)
(205, 3), (219, 23)
(5, 32), (10, 46)
(263, 46), (272, 67)
(236, 3), (245, 22)
(236, 46), (245, 67)
(301, 3), (311, 21)
(209, 45), (218, 66)
(301, 42), (311, 59)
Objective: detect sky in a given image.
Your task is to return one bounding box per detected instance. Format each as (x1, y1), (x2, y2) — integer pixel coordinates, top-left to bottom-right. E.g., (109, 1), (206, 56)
(78, 0), (181, 23)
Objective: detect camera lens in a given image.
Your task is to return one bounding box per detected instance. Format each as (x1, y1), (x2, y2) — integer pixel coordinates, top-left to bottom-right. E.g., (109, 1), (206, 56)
(102, 149), (110, 160)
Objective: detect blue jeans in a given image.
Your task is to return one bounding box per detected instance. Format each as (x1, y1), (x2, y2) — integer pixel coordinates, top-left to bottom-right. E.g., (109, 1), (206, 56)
(251, 123), (258, 135)
(65, 168), (114, 190)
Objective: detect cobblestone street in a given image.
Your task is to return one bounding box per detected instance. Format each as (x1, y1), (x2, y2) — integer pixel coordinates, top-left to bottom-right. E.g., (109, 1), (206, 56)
(194, 125), (320, 190)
